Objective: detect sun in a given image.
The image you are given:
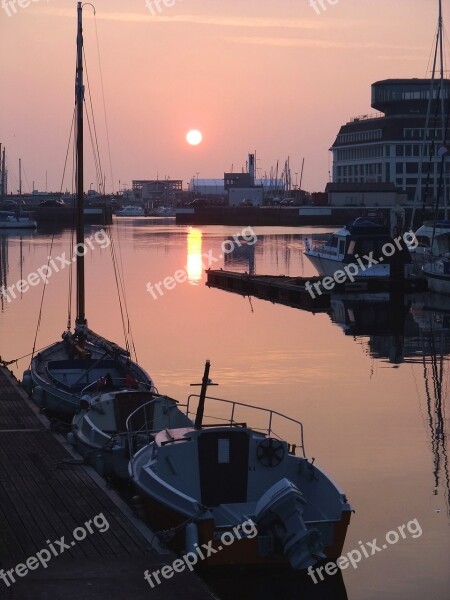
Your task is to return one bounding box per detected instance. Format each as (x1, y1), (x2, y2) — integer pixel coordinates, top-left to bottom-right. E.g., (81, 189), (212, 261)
(186, 130), (203, 146)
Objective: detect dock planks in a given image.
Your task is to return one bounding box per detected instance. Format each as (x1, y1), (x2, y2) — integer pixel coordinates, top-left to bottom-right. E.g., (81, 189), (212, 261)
(206, 269), (428, 313)
(0, 367), (215, 600)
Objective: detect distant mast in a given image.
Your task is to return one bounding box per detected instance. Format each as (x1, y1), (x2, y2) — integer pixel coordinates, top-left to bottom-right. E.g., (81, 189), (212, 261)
(411, 0), (448, 226)
(0, 143), (3, 203)
(0, 145), (6, 202)
(75, 1), (86, 330)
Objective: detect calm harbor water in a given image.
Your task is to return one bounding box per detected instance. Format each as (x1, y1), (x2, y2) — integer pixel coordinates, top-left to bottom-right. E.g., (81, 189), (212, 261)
(0, 220), (448, 599)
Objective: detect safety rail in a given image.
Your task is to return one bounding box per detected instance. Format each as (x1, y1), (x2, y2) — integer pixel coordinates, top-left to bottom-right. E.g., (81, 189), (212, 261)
(186, 394), (306, 457)
(125, 398), (189, 458)
(125, 394), (306, 459)
(80, 378), (156, 397)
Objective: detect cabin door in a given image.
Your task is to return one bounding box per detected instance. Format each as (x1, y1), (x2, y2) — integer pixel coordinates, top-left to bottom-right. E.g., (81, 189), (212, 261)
(198, 431), (249, 506)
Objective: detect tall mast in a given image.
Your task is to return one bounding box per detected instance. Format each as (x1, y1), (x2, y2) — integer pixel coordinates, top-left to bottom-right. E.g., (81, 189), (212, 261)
(75, 2), (86, 329)
(19, 158), (22, 196)
(410, 0), (447, 227)
(438, 0), (448, 219)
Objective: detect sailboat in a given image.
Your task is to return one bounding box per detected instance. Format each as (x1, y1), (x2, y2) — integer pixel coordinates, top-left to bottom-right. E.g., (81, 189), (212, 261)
(0, 212), (37, 229)
(22, 3), (154, 415)
(0, 148), (36, 229)
(412, 0), (450, 273)
(127, 361), (352, 570)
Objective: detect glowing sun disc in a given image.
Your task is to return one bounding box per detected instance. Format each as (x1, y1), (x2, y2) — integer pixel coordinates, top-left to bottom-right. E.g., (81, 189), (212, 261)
(186, 130), (203, 145)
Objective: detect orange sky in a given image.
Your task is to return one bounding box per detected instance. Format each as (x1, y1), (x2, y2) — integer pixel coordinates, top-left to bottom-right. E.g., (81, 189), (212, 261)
(0, 0), (443, 194)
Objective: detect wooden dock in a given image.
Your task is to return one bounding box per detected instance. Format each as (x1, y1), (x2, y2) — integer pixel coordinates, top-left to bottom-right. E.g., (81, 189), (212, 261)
(0, 367), (215, 600)
(206, 269), (427, 312)
(206, 270), (329, 312)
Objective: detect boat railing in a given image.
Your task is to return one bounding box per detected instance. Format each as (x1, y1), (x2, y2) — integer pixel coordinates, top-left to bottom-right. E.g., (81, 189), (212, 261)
(80, 377), (156, 397)
(186, 394), (306, 457)
(125, 398), (189, 457)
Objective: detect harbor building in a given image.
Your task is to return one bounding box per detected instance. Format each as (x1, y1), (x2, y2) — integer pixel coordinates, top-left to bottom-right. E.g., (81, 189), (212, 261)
(331, 79), (450, 204)
(325, 182), (406, 207)
(128, 179), (183, 204)
(225, 154), (263, 206)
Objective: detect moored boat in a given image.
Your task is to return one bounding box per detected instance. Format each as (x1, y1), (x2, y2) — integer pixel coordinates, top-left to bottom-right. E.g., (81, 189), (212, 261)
(127, 361), (352, 570)
(0, 211), (37, 229)
(304, 218), (413, 279)
(411, 221), (450, 271)
(22, 3), (154, 416)
(423, 257), (450, 295)
(69, 389), (192, 479)
(115, 205), (145, 216)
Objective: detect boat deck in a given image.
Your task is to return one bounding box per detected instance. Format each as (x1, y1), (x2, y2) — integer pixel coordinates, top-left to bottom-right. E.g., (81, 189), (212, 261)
(0, 367), (214, 599)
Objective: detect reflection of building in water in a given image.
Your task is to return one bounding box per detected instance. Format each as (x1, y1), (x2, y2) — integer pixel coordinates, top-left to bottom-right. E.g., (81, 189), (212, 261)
(330, 293), (450, 363)
(0, 232), (36, 311)
(412, 303), (450, 519)
(186, 228), (203, 284)
(224, 238), (255, 274)
(330, 293), (449, 516)
(330, 294), (410, 364)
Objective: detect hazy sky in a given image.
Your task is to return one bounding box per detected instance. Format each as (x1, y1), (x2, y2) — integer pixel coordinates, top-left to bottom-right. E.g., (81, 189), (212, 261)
(0, 0), (443, 194)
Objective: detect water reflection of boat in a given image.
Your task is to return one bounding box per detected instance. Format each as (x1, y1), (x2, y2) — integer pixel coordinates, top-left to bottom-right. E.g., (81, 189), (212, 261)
(410, 299), (450, 518)
(331, 292), (449, 516)
(330, 292), (450, 363)
(330, 293), (411, 364)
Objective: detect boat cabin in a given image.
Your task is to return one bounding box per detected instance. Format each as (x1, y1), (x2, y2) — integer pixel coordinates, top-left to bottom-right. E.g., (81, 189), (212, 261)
(309, 218), (411, 266)
(151, 426), (343, 526)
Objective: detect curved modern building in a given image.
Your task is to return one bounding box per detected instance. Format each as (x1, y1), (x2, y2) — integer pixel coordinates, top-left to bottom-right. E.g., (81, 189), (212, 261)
(331, 79), (450, 204)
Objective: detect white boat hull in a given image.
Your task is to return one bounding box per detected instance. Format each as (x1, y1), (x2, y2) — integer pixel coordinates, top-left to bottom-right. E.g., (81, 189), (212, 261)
(423, 261), (450, 295)
(304, 252), (390, 278)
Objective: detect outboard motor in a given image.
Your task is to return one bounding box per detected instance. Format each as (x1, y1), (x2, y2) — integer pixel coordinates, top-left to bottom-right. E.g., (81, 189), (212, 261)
(254, 478), (325, 570)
